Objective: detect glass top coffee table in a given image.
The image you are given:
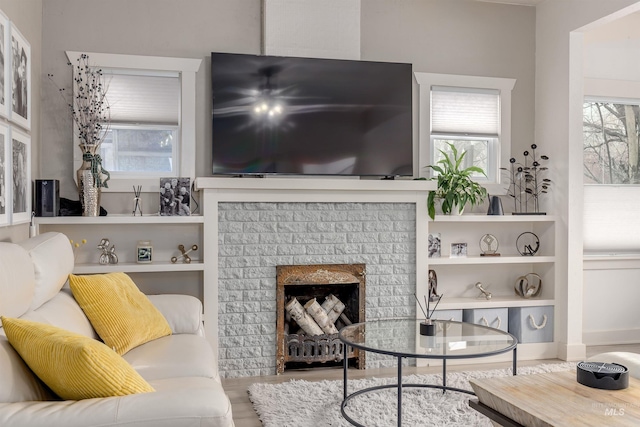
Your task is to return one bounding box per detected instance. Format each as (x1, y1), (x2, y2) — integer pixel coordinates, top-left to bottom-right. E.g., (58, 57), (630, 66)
(338, 319), (518, 427)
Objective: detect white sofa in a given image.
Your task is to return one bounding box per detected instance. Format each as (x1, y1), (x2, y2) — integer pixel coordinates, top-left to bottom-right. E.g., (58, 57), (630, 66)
(0, 232), (234, 427)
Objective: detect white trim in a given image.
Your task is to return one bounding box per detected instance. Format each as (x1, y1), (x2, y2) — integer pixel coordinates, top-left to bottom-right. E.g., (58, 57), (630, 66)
(195, 177), (431, 355)
(66, 51), (202, 193)
(414, 72), (516, 195)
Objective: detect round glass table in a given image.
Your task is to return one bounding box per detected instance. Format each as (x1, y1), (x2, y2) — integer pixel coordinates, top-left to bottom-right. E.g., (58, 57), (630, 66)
(338, 319), (518, 427)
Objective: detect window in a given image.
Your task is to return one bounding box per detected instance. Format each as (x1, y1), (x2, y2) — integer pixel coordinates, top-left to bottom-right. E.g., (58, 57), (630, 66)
(583, 97), (640, 253)
(431, 86), (500, 180)
(415, 73), (515, 193)
(67, 51), (201, 192)
(583, 98), (640, 184)
(100, 70), (180, 176)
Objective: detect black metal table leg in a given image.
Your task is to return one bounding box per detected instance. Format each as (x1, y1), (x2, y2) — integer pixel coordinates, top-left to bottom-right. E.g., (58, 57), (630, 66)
(513, 346), (517, 375)
(397, 356), (402, 427)
(442, 358), (447, 393)
(344, 342), (349, 400)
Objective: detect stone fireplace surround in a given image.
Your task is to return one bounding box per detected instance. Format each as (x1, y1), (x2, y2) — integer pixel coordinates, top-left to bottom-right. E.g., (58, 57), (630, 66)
(195, 178), (432, 378)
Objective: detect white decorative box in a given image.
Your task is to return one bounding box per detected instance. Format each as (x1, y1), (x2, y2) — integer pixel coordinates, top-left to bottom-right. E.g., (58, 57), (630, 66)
(463, 307), (509, 332)
(508, 306), (554, 343)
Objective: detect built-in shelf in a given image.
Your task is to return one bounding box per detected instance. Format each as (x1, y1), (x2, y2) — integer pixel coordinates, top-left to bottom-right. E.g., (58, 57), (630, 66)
(432, 214), (557, 223)
(428, 255), (555, 265)
(73, 261), (204, 274)
(35, 214), (204, 225)
(436, 297), (555, 310)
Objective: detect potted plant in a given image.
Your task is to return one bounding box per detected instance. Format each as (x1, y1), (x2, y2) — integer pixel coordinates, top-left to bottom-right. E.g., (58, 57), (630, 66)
(426, 142), (488, 219)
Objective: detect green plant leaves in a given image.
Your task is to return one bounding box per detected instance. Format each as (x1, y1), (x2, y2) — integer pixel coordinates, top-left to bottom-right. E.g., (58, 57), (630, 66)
(426, 142), (487, 220)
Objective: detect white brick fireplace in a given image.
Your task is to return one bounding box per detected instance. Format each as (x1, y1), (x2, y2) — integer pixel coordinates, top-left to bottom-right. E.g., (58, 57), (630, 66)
(195, 177), (431, 377)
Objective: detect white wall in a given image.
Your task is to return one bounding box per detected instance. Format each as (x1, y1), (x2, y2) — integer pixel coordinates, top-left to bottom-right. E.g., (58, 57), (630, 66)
(535, 0), (640, 360)
(0, 0), (42, 243)
(40, 0), (263, 211)
(40, 0), (536, 214)
(582, 11), (640, 343)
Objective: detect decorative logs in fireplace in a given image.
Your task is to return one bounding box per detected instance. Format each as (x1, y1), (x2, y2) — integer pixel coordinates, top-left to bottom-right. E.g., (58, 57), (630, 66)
(276, 264), (366, 374)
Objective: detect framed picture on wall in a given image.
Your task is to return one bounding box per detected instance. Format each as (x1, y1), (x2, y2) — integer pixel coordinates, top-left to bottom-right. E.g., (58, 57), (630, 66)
(10, 127), (30, 224)
(159, 177), (191, 216)
(0, 124), (8, 226)
(0, 11), (9, 119)
(10, 23), (30, 130)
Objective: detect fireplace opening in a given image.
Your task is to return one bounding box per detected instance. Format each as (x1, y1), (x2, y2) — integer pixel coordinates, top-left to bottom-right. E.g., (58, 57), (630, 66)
(276, 264), (366, 374)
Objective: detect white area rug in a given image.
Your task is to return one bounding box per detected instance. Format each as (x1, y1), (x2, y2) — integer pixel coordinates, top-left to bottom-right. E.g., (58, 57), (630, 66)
(248, 362), (576, 427)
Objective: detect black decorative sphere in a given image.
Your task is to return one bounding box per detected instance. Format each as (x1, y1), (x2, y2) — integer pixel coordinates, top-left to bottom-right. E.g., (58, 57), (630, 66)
(510, 158), (516, 163)
(531, 144), (537, 149)
(523, 151), (529, 156)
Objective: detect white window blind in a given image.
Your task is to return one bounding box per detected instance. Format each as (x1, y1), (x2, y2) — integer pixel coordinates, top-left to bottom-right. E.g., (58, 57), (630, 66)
(104, 70), (180, 125)
(431, 86), (500, 136)
(584, 186), (640, 253)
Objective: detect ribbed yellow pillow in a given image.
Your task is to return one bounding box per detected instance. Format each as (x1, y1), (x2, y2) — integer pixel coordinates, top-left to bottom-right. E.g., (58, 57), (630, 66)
(0, 316), (154, 400)
(69, 272), (171, 355)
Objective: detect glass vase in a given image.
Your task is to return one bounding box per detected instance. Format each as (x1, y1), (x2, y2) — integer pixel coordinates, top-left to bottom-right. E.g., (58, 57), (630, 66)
(76, 145), (101, 217)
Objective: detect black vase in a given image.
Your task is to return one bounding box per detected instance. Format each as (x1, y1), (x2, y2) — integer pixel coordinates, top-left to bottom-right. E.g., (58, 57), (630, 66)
(487, 196), (504, 215)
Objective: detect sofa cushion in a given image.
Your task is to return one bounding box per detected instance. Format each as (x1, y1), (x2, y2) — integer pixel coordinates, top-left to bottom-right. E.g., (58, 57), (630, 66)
(69, 272), (172, 355)
(0, 334), (55, 403)
(123, 334), (218, 382)
(1, 316), (155, 400)
(0, 377), (234, 427)
(0, 242), (35, 319)
(21, 289), (98, 339)
(19, 232), (75, 311)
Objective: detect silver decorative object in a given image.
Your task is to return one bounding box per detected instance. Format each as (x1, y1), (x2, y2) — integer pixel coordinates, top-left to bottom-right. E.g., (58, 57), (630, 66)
(80, 169), (100, 217)
(97, 238), (118, 265)
(515, 273), (542, 298)
(475, 282), (492, 300)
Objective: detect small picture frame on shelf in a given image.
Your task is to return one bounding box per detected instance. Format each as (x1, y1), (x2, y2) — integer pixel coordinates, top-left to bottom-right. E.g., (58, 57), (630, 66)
(428, 232), (441, 258)
(450, 242), (467, 258)
(159, 177), (191, 216)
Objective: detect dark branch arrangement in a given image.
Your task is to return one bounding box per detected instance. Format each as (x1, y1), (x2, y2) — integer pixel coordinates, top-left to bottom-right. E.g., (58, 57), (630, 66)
(48, 54), (111, 149)
(501, 144), (552, 214)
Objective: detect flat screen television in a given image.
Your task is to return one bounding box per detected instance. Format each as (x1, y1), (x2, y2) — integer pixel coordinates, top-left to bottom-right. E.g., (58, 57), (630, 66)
(211, 52), (413, 177)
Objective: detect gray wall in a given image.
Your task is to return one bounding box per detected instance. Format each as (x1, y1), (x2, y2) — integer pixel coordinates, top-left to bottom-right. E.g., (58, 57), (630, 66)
(0, 0), (42, 242)
(40, 0), (536, 212)
(41, 0), (262, 208)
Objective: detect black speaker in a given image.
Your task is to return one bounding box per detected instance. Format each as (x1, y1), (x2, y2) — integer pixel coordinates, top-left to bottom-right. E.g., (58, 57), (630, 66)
(34, 179), (60, 217)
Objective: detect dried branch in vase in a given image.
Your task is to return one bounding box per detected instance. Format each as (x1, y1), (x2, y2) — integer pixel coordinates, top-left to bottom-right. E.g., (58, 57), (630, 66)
(48, 53), (111, 150)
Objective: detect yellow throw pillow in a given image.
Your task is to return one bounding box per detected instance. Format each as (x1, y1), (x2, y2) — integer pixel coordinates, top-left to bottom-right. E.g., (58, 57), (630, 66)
(0, 316), (154, 400)
(69, 272), (171, 355)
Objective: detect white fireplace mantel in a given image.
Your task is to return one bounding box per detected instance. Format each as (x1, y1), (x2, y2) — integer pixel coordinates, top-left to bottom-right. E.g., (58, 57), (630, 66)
(194, 177), (433, 353)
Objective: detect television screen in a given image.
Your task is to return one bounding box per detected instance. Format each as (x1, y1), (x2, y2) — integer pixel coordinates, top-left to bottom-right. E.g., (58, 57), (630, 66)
(211, 52), (413, 177)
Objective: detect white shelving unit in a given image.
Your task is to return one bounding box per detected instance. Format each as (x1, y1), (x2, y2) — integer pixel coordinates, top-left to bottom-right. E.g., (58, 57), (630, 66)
(422, 214), (558, 363)
(35, 215), (204, 275)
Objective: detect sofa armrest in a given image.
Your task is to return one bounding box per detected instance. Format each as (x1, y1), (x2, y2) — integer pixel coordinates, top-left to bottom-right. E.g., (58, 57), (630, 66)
(147, 294), (205, 336)
(0, 377), (233, 427)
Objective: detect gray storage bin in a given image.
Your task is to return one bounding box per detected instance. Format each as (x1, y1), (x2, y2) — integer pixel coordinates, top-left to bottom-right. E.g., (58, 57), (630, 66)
(431, 309), (463, 322)
(463, 307), (509, 332)
(508, 306), (554, 343)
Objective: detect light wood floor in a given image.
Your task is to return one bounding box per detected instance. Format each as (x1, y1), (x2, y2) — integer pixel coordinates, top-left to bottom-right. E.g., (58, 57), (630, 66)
(222, 343), (640, 427)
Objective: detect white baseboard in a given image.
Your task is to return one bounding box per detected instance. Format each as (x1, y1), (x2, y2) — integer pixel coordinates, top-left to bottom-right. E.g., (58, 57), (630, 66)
(583, 328), (640, 346)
